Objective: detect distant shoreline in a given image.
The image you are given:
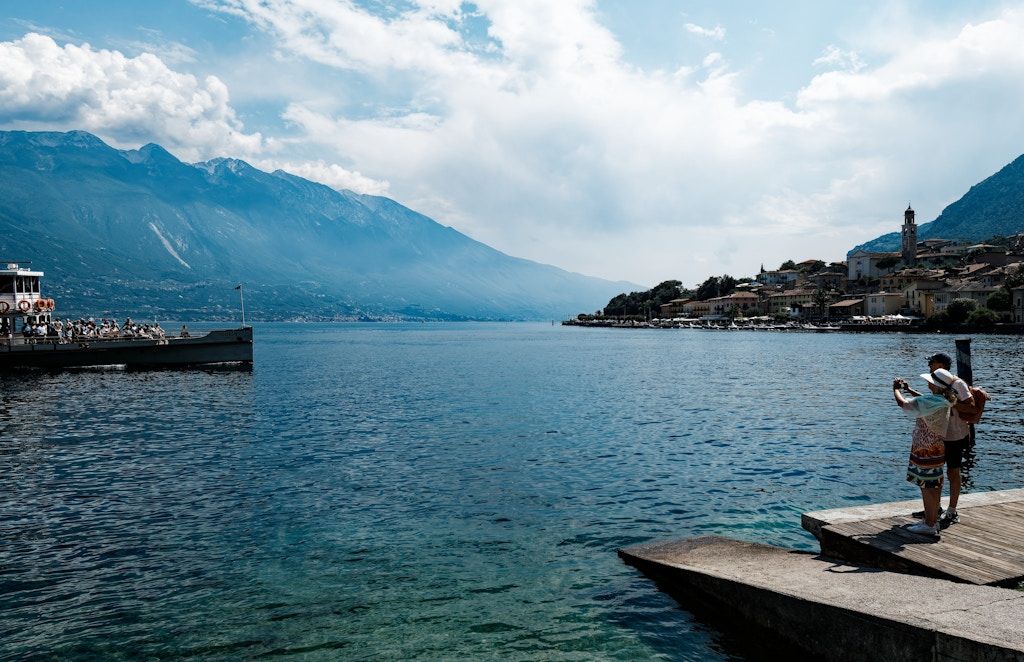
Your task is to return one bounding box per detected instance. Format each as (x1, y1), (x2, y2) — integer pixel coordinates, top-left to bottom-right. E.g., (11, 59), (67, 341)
(561, 319), (1024, 335)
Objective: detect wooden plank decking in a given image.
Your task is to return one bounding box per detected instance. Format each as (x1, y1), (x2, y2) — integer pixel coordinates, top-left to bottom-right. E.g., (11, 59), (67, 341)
(803, 488), (1024, 586)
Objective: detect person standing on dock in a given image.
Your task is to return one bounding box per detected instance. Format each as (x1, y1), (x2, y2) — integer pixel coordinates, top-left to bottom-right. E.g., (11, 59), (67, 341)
(903, 354), (975, 527)
(929, 353), (974, 527)
(893, 372), (957, 537)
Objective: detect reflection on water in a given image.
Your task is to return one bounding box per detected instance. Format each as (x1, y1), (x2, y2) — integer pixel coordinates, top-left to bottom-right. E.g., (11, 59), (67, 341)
(1, 324), (1021, 660)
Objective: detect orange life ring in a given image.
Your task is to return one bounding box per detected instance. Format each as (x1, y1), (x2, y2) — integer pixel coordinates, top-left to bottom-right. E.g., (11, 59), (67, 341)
(34, 299), (47, 312)
(0, 301), (8, 313)
(45, 299), (55, 311)
(17, 300), (31, 313)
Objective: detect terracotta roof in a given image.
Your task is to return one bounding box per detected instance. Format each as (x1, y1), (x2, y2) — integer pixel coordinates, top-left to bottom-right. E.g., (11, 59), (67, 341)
(903, 280), (946, 290)
(770, 289), (814, 297)
(948, 280), (998, 293)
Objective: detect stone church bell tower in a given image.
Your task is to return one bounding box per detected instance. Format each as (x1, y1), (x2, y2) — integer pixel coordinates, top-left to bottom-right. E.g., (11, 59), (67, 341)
(901, 204), (917, 265)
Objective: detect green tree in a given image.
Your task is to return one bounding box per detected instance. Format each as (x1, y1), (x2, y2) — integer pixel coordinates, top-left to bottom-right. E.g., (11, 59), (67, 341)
(968, 306), (999, 328)
(779, 260), (797, 270)
(813, 287), (830, 318)
(695, 276), (721, 300)
(602, 280), (683, 317)
(802, 260), (826, 273)
(986, 289), (1011, 312)
(945, 298), (977, 324)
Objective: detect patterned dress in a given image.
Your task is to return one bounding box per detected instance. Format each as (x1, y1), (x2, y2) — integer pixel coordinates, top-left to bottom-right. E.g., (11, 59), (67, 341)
(906, 417), (946, 487)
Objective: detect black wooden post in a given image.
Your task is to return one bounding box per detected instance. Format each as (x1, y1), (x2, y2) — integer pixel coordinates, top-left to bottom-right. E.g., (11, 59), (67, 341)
(955, 338), (975, 449)
(954, 338), (973, 386)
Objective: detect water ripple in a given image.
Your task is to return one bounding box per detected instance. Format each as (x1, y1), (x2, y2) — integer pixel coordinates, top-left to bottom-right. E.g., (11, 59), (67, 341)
(1, 324), (1021, 660)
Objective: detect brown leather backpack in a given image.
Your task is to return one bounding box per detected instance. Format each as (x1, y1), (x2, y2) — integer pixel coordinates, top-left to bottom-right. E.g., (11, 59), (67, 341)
(959, 386), (990, 425)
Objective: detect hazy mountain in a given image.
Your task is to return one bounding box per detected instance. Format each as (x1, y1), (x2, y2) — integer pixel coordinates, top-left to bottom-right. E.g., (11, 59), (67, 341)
(0, 130), (635, 320)
(850, 153), (1024, 254)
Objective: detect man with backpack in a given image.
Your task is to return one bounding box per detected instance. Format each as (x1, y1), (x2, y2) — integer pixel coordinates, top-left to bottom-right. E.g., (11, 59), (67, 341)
(926, 352), (983, 528)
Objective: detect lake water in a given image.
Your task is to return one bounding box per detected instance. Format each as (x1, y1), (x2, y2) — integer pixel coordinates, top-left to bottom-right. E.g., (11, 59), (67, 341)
(2, 324), (1022, 660)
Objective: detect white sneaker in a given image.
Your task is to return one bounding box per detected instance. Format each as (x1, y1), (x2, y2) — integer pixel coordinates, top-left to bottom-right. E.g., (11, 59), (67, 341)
(905, 521), (939, 536)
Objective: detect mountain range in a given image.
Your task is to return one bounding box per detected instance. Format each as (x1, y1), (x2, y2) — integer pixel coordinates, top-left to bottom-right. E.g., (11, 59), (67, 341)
(850, 153), (1024, 254)
(0, 130), (635, 321)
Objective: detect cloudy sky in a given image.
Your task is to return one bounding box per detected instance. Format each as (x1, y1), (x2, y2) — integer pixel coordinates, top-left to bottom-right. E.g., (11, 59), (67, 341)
(2, 1), (1022, 286)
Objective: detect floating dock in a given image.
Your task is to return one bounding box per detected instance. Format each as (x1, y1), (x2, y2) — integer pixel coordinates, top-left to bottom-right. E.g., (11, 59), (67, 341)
(803, 488), (1024, 586)
(619, 536), (1024, 662)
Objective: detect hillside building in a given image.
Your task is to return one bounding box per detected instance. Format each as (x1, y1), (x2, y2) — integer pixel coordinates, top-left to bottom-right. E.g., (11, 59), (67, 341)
(903, 280), (946, 317)
(658, 298), (692, 318)
(756, 268), (800, 286)
(1013, 287), (1024, 323)
(768, 289), (816, 316)
(829, 298), (865, 318)
(709, 291), (761, 316)
(847, 250), (899, 282)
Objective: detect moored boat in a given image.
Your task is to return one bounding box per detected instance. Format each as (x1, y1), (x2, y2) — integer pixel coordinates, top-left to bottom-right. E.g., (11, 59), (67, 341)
(0, 261), (252, 369)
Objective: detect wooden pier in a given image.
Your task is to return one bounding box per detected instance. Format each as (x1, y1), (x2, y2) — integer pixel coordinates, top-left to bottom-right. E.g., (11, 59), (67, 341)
(803, 488), (1024, 586)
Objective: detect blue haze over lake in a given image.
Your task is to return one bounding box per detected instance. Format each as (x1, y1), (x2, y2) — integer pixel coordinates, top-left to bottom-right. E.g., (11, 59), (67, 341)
(2, 324), (1022, 660)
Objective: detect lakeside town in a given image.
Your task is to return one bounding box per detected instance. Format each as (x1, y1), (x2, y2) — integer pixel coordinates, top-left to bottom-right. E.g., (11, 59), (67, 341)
(568, 206), (1024, 330)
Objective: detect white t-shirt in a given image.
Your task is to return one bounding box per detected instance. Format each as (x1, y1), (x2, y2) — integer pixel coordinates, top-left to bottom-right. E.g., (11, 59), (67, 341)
(945, 378), (972, 441)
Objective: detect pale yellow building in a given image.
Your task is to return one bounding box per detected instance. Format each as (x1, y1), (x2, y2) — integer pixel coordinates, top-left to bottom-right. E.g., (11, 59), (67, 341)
(768, 289), (816, 316)
(864, 292), (904, 316)
(903, 280), (946, 317)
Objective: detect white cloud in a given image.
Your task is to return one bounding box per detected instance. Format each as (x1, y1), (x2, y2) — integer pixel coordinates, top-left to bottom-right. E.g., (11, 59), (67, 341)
(190, 0), (484, 78)
(685, 22), (726, 40)
(812, 45), (865, 72)
(799, 13), (1024, 106)
(0, 32), (265, 161)
(112, 28), (199, 65)
(702, 52), (723, 68)
(211, 2), (1024, 284)
(253, 158), (390, 195)
(8, 4), (1024, 286)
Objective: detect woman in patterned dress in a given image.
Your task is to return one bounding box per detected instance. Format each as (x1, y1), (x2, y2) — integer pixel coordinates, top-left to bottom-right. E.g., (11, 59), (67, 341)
(893, 371), (956, 536)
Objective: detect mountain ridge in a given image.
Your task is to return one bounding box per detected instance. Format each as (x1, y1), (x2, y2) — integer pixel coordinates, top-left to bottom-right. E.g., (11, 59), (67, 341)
(0, 130), (636, 320)
(850, 153), (1024, 254)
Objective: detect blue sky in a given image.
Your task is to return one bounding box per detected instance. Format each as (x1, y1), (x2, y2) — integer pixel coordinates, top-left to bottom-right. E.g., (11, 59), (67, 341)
(2, 1), (1022, 285)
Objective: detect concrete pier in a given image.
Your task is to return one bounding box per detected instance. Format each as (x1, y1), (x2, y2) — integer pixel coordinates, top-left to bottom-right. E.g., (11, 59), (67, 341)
(619, 536), (1024, 661)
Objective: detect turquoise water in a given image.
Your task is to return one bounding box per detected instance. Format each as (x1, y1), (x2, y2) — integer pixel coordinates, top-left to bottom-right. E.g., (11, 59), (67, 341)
(2, 324), (1022, 660)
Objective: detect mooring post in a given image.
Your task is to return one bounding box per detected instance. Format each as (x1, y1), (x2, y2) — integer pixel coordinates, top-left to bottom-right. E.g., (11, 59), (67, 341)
(955, 338), (975, 448)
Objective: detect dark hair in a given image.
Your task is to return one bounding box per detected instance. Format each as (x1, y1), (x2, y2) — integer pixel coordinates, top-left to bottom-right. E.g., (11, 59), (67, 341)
(927, 352), (952, 369)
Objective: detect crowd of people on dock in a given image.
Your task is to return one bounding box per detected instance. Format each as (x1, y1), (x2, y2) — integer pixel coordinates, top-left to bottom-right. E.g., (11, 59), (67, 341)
(19, 318), (171, 342)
